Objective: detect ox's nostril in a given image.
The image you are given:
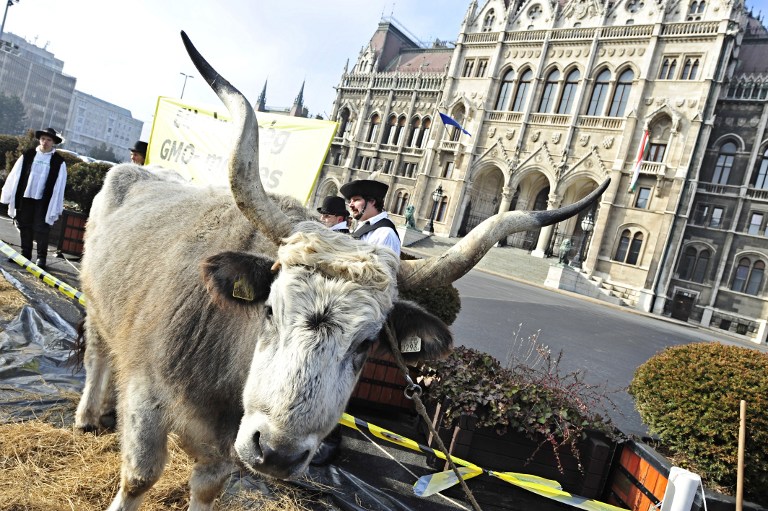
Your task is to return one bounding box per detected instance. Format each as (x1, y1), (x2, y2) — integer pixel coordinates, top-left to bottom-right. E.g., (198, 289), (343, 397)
(252, 431), (264, 462)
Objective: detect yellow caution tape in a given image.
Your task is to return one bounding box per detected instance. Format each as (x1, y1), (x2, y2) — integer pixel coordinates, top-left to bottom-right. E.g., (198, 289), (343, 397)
(340, 413), (628, 511)
(0, 241), (86, 307)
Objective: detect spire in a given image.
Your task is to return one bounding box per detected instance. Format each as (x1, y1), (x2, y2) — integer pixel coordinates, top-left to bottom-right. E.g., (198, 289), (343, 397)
(257, 80), (267, 112)
(289, 80), (307, 117)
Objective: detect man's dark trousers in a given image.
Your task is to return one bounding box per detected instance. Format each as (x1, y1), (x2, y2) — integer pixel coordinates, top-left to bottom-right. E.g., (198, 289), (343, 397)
(16, 197), (52, 265)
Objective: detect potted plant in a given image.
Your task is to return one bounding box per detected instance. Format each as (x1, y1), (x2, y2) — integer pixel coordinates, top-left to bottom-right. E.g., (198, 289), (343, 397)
(414, 340), (622, 502)
(58, 160), (112, 257)
(610, 342), (768, 511)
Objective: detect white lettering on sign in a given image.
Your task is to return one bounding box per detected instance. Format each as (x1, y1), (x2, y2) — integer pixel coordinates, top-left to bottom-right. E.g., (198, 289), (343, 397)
(400, 336), (421, 353)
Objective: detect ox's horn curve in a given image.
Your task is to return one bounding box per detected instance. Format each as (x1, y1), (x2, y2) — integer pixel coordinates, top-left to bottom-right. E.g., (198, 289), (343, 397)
(181, 31), (293, 245)
(397, 179), (610, 290)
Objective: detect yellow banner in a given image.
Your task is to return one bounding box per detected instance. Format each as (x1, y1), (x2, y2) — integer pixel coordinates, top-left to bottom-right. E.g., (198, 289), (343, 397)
(147, 97), (337, 204)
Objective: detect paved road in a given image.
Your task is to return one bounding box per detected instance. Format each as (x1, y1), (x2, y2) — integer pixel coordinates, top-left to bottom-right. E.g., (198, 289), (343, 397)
(450, 270), (763, 437)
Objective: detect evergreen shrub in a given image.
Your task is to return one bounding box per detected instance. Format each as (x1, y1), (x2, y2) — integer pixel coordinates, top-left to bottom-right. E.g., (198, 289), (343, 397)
(64, 162), (112, 214)
(629, 342), (768, 504)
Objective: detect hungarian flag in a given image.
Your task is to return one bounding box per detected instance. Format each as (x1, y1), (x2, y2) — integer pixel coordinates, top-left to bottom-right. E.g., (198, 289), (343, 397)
(628, 129), (649, 193)
(439, 112), (471, 136)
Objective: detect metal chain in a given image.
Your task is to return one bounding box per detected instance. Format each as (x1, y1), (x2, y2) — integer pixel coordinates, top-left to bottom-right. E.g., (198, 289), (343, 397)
(383, 321), (484, 511)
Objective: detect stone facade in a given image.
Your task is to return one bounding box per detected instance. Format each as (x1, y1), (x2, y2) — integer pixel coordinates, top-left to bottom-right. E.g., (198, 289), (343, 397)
(315, 2), (767, 343)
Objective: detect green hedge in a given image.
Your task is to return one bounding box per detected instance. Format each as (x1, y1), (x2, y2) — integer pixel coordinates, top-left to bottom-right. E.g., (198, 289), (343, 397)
(629, 342), (768, 504)
(64, 161), (112, 214)
(399, 252), (461, 326)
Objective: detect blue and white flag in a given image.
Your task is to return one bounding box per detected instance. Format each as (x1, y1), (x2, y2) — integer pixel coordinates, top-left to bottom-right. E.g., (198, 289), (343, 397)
(439, 112), (471, 136)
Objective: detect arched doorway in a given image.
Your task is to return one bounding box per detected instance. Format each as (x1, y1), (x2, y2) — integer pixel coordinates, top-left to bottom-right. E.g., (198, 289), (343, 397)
(506, 186), (549, 250)
(459, 167), (504, 235)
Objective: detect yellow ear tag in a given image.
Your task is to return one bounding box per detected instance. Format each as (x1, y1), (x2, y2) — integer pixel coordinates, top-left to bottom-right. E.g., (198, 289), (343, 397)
(233, 276), (255, 301)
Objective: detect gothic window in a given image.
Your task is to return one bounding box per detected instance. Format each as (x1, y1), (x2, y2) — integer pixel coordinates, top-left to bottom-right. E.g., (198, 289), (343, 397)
(418, 118), (431, 147)
(483, 9), (495, 31)
(383, 115), (397, 145)
(476, 59), (489, 77)
(462, 59), (475, 77)
(538, 69), (560, 113)
(687, 0), (705, 20)
(337, 108), (351, 138)
(713, 142), (736, 184)
(681, 58), (700, 80)
(557, 69), (580, 114)
(747, 212), (765, 235)
(614, 229), (644, 265)
(367, 114), (380, 142)
(394, 116), (407, 145)
(751, 147), (768, 189)
(678, 246), (710, 283)
(495, 69), (515, 110)
(512, 69), (533, 112)
(658, 57), (678, 79)
(382, 159), (393, 174)
(587, 69), (611, 116)
(436, 195), (449, 222)
(731, 257), (765, 295)
(448, 109), (466, 142)
(407, 117), (421, 147)
(648, 143), (666, 162)
(634, 187), (651, 208)
(393, 191), (410, 215)
(442, 161), (454, 179)
(608, 69), (634, 117)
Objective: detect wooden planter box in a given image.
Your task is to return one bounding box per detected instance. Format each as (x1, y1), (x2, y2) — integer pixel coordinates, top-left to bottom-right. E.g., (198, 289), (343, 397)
(424, 409), (616, 502)
(348, 340), (415, 413)
(56, 209), (87, 258)
(605, 440), (768, 511)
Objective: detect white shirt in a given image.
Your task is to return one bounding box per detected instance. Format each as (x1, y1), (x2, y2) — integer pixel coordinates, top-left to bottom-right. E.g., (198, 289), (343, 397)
(331, 221), (349, 231)
(1, 147), (68, 225)
(354, 211), (401, 256)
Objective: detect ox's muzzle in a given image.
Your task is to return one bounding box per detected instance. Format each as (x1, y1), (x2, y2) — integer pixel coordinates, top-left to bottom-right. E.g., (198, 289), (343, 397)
(234, 419), (316, 479)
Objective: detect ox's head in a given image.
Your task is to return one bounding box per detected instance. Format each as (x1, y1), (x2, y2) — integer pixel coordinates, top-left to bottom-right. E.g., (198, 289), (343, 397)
(183, 31), (608, 479)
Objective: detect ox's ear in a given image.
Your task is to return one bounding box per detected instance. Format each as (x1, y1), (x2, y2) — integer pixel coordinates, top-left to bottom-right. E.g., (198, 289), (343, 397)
(382, 300), (453, 363)
(201, 251), (276, 306)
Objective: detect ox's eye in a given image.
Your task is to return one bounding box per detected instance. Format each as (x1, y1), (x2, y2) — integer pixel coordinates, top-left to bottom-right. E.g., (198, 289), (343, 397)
(264, 305), (273, 317)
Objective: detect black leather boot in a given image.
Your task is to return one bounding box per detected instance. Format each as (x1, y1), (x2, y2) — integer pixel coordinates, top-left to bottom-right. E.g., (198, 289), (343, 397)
(20, 229), (33, 261)
(35, 229), (50, 270)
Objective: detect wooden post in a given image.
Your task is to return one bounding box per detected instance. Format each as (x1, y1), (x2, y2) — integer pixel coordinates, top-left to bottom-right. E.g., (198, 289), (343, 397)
(736, 399), (746, 511)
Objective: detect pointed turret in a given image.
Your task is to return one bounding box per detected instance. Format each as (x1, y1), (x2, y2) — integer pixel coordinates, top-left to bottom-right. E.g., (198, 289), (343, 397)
(256, 80), (267, 112)
(289, 81), (307, 117)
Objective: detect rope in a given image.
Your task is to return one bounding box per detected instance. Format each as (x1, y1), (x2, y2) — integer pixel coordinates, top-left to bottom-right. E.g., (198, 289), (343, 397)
(382, 320), (484, 511)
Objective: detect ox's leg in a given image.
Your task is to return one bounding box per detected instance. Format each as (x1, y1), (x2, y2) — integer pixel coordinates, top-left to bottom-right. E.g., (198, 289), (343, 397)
(188, 459), (234, 511)
(107, 383), (169, 511)
(75, 320), (116, 432)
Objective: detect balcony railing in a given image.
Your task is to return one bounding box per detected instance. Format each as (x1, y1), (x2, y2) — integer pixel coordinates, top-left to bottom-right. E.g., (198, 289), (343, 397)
(440, 140), (460, 152)
(357, 141), (376, 150)
(746, 187), (768, 201)
(661, 21), (719, 37)
(601, 24), (654, 38)
(464, 32), (500, 44)
(697, 182), (741, 195)
(528, 113), (571, 126)
(504, 30), (547, 42)
(577, 116), (625, 130)
(550, 27), (596, 40)
(402, 146), (425, 156)
(486, 111), (523, 123)
(379, 144), (399, 153)
(640, 162), (666, 176)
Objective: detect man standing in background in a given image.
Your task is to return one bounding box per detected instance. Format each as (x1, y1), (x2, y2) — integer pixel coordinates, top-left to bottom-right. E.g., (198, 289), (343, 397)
(129, 141), (148, 165)
(317, 196), (349, 233)
(1, 128), (68, 270)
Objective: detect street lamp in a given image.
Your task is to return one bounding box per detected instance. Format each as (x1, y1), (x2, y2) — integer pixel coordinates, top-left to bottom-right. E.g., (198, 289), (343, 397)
(1, 0), (21, 42)
(425, 184), (443, 234)
(179, 72), (194, 99)
(570, 211), (595, 270)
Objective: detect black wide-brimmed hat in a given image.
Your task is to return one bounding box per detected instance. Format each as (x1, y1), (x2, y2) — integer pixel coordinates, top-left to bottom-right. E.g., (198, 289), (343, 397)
(340, 179), (389, 200)
(317, 196), (348, 217)
(130, 141), (148, 156)
(35, 127), (63, 144)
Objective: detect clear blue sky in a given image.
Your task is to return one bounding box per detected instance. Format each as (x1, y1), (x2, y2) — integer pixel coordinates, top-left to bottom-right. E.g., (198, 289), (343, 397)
(4, 0), (767, 139)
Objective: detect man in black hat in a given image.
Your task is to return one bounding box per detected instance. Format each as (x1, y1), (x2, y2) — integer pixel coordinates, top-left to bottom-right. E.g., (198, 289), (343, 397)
(1, 128), (68, 270)
(130, 140), (148, 165)
(317, 196), (349, 233)
(339, 177), (400, 255)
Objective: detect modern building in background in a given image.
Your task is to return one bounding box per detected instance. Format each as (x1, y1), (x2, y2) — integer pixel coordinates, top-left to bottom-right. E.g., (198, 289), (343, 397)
(0, 32), (143, 160)
(64, 91), (143, 161)
(0, 32), (75, 134)
(316, 0), (768, 343)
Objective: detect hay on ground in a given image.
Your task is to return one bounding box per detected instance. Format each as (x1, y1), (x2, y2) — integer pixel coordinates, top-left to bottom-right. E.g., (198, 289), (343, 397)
(0, 275), (27, 320)
(0, 420), (323, 510)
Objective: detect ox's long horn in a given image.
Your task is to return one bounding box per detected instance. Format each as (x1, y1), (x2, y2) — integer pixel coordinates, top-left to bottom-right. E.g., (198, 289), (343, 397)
(397, 179), (610, 290)
(181, 31), (293, 245)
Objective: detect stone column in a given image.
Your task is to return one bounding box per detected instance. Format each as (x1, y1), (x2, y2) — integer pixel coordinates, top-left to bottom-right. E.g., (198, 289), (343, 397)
(531, 192), (561, 258)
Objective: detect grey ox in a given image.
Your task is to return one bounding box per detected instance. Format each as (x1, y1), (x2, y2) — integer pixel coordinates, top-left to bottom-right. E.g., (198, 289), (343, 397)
(74, 31), (609, 511)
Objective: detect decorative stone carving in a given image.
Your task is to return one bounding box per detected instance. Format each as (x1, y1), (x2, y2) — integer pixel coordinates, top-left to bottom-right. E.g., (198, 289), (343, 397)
(552, 132), (561, 144)
(603, 136), (614, 149)
(687, 99), (698, 108)
(639, 48), (645, 56)
(599, 48), (606, 57)
(531, 130), (541, 142)
(505, 128), (515, 140)
(489, 127), (497, 138)
(676, 98), (685, 107)
(579, 134), (590, 146)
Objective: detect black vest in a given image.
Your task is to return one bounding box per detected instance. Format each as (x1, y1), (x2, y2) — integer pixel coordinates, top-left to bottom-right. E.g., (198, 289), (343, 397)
(351, 217), (399, 240)
(15, 148), (64, 209)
